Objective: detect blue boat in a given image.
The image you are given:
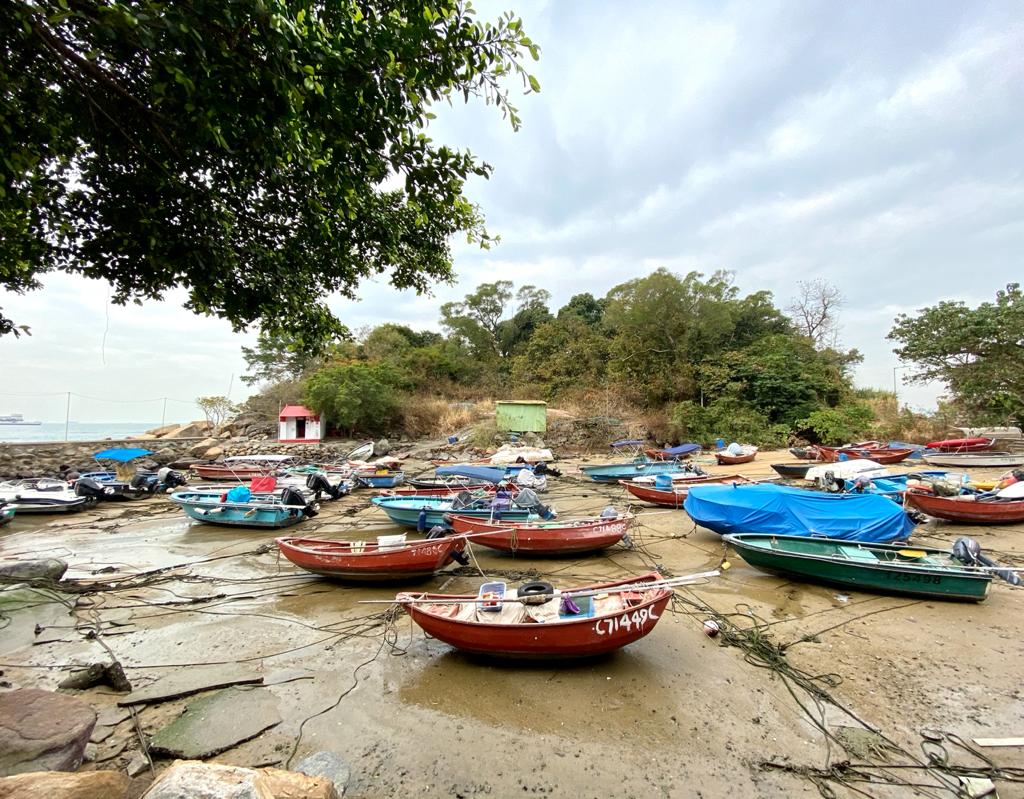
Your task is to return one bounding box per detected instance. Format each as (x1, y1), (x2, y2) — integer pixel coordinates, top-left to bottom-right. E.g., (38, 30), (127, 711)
(846, 471), (949, 501)
(580, 460), (690, 483)
(371, 496), (535, 529)
(355, 471), (405, 489)
(435, 465), (510, 484)
(683, 483), (915, 543)
(170, 488), (315, 529)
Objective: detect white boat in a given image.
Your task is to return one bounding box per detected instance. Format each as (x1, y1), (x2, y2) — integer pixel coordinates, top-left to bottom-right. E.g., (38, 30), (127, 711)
(805, 459), (890, 482)
(923, 452), (1024, 468)
(0, 479), (96, 513)
(0, 413), (42, 425)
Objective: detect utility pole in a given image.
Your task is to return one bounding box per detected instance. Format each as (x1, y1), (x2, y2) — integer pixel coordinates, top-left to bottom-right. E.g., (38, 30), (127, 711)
(64, 392), (71, 441)
(161, 397), (168, 427)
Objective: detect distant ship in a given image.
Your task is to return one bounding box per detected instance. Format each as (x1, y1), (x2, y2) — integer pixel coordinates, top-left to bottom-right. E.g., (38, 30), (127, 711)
(0, 413), (42, 425)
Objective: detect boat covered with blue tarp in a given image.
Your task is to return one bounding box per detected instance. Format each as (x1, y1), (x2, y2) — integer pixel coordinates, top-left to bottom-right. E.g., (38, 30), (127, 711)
(683, 483), (915, 542)
(435, 465), (509, 484)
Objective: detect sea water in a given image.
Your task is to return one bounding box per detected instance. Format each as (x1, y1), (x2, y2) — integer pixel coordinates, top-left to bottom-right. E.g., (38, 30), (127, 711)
(0, 422), (162, 443)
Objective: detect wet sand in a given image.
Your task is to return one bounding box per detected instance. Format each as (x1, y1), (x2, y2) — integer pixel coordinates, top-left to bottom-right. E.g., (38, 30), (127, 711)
(2, 450), (1022, 798)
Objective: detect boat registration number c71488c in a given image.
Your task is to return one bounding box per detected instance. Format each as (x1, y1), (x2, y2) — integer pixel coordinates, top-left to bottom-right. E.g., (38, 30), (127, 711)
(593, 606), (658, 636)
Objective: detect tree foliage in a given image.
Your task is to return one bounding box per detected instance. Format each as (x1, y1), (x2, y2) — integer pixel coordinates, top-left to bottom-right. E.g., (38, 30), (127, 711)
(888, 284), (1024, 423)
(0, 1), (539, 341)
(247, 267), (870, 439)
(195, 395), (238, 430)
(305, 362), (402, 435)
(241, 328), (351, 386)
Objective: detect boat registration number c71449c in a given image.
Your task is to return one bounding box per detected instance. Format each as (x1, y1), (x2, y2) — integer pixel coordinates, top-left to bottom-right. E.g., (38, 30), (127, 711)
(593, 606), (659, 636)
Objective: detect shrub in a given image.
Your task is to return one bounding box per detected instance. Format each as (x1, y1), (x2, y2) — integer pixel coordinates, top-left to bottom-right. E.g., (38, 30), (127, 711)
(305, 363), (403, 436)
(798, 402), (875, 445)
(669, 398), (789, 447)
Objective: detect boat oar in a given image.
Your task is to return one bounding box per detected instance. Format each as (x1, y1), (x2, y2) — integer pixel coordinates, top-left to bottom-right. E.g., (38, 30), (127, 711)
(359, 570), (720, 605)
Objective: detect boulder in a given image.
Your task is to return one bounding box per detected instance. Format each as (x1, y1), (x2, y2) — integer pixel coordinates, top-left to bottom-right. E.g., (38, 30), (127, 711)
(203, 446), (224, 460)
(0, 560), (68, 584)
(293, 753), (349, 796)
(188, 438), (220, 458)
(163, 423), (211, 440)
(373, 439), (390, 457)
(0, 770), (130, 799)
(0, 690), (97, 776)
(141, 761), (338, 799)
(145, 422), (184, 438)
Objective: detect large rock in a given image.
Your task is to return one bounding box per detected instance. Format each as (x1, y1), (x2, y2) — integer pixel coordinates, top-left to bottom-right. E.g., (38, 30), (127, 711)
(0, 770), (130, 799)
(141, 761), (338, 799)
(203, 446), (224, 460)
(188, 438), (220, 458)
(293, 753), (349, 797)
(163, 423), (212, 440)
(0, 559), (68, 583)
(145, 422), (185, 438)
(0, 690), (97, 776)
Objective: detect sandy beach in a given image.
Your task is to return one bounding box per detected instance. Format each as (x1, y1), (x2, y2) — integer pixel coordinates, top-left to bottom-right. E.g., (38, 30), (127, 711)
(2, 451), (1022, 798)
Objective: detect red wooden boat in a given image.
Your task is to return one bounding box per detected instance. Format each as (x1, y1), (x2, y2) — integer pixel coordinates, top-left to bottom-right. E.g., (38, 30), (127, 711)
(397, 572), (673, 658)
(276, 535), (467, 581)
(904, 489), (1024, 524)
(446, 514), (633, 554)
(192, 462), (278, 480)
(715, 449), (757, 465)
(619, 474), (752, 507)
(814, 446), (913, 465)
(925, 437), (996, 453)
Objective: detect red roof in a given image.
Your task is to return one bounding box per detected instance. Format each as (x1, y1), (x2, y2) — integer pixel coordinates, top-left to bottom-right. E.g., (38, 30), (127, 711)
(279, 405), (315, 417)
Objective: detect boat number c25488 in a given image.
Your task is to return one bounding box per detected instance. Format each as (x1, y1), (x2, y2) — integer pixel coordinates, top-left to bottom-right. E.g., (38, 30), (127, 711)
(594, 606), (658, 635)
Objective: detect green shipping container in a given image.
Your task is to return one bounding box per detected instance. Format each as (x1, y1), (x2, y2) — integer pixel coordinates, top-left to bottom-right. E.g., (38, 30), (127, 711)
(495, 400), (547, 433)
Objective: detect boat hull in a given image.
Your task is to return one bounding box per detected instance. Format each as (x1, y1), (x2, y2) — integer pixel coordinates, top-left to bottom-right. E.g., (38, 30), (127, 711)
(724, 534), (991, 601)
(926, 437), (995, 453)
(276, 535), (467, 581)
(179, 503), (305, 528)
(0, 506), (15, 526)
(770, 463), (816, 479)
(447, 515), (631, 554)
(922, 452), (1024, 468)
(400, 574), (672, 658)
(619, 475), (750, 507)
(904, 490), (1024, 524)
(355, 473), (405, 489)
(580, 461), (689, 483)
(372, 497), (533, 528)
(191, 463), (277, 480)
(715, 451), (756, 465)
(816, 446), (913, 465)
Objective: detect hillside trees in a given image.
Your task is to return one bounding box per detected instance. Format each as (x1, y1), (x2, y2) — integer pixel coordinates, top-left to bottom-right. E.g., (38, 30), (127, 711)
(247, 268), (868, 441)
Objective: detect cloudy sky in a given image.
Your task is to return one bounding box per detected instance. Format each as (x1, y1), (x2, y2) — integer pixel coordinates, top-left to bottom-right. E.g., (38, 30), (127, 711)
(2, 0), (1022, 422)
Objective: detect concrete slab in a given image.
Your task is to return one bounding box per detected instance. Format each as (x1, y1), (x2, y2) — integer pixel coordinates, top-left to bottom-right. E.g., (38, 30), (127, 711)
(118, 665), (262, 706)
(149, 688), (281, 759)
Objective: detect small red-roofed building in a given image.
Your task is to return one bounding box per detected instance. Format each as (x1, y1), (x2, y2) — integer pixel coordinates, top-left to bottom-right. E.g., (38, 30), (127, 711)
(278, 405), (322, 443)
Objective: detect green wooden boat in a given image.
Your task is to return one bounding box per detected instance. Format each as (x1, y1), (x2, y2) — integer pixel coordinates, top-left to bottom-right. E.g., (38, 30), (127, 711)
(722, 534), (992, 601)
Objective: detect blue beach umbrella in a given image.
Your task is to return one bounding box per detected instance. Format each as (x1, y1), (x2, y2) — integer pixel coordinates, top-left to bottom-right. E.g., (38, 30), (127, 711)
(92, 448), (153, 462)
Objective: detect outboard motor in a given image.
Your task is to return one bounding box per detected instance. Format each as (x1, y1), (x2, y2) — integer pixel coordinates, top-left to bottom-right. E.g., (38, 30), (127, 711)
(281, 487), (317, 518)
(450, 490), (476, 511)
(513, 488), (555, 520)
(75, 477), (107, 500)
(130, 472), (151, 490)
(305, 472), (343, 500)
(817, 471), (845, 493)
(952, 537), (1020, 585)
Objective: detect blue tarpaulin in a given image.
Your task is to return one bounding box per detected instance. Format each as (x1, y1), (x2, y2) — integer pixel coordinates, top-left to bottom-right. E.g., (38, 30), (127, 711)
(684, 483), (915, 542)
(435, 464), (508, 484)
(657, 443), (700, 457)
(93, 448), (153, 462)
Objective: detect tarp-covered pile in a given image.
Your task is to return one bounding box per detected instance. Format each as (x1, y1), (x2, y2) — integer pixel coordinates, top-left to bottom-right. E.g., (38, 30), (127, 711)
(684, 483), (915, 542)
